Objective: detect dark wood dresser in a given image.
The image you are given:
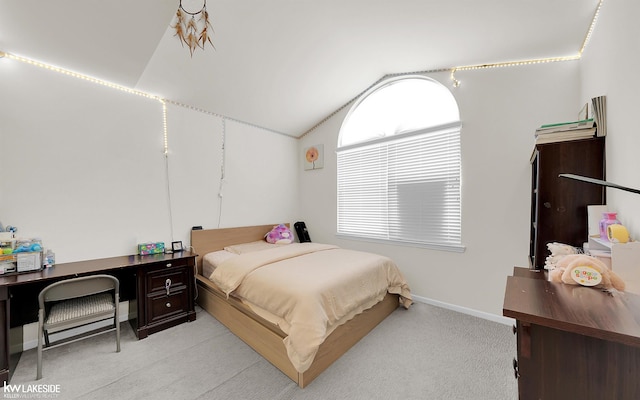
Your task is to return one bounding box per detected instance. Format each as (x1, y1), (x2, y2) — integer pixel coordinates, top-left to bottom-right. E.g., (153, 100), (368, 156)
(529, 137), (605, 269)
(503, 267), (640, 399)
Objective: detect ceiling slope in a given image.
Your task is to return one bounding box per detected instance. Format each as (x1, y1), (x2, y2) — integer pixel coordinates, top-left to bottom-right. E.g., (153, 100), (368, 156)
(0, 0), (601, 136)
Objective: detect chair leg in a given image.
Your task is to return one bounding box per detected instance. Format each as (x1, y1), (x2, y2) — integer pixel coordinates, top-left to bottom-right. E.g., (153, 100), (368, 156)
(37, 311), (44, 380)
(115, 297), (120, 352)
(116, 319), (120, 353)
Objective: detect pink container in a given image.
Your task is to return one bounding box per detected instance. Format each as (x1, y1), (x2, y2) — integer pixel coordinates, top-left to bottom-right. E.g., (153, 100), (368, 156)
(599, 212), (620, 241)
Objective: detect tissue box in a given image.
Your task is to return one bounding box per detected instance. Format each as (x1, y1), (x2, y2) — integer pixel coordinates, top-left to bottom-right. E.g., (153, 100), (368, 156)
(17, 251), (42, 272)
(138, 242), (165, 255)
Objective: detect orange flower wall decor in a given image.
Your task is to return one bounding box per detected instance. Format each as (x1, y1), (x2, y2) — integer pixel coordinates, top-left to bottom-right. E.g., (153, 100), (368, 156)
(304, 145), (324, 170)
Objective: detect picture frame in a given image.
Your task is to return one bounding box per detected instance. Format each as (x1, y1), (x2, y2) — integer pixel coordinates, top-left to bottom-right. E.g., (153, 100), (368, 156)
(171, 241), (184, 252)
(304, 144), (324, 170)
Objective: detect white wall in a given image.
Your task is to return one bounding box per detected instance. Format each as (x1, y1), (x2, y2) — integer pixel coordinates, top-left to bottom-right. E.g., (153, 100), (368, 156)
(3, 3), (633, 321)
(0, 62), (169, 262)
(163, 105), (299, 247)
(579, 0), (640, 238)
(298, 65), (581, 317)
(0, 60), (299, 263)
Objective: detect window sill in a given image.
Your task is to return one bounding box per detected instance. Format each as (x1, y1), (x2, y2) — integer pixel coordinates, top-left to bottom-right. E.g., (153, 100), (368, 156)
(335, 234), (466, 253)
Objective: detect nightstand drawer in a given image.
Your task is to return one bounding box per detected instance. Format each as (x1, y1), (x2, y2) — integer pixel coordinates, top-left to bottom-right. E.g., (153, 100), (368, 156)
(147, 289), (188, 324)
(145, 258), (190, 273)
(146, 267), (189, 294)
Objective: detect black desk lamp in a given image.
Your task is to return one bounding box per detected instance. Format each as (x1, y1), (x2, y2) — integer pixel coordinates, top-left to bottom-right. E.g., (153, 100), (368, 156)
(558, 174), (640, 195)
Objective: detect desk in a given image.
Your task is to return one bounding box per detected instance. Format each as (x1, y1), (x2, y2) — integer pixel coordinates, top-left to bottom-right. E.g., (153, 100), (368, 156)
(0, 251), (196, 383)
(503, 267), (640, 399)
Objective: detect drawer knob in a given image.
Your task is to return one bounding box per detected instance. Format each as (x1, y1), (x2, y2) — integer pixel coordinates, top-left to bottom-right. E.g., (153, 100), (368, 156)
(165, 278), (172, 296)
(166, 302), (171, 308)
(166, 263), (172, 268)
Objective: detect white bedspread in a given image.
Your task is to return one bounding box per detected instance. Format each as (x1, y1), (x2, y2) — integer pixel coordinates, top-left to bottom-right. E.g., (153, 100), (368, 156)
(209, 242), (411, 373)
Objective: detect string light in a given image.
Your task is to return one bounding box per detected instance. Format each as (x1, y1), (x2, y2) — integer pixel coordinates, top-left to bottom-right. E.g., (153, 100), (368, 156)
(580, 0), (604, 55)
(450, 68), (460, 88)
(449, 0), (603, 87)
(449, 55), (581, 87)
(162, 100), (169, 155)
(1, 52), (160, 100)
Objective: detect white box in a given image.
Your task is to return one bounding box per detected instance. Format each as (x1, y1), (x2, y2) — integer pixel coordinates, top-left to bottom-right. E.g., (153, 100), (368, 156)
(0, 232), (13, 241)
(612, 242), (640, 295)
(588, 237), (640, 294)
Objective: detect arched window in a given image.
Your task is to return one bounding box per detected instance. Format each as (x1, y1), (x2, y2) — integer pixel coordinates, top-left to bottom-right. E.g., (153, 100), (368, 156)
(336, 76), (463, 251)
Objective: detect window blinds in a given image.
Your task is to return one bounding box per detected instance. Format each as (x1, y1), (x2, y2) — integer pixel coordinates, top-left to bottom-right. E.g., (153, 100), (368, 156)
(337, 124), (461, 248)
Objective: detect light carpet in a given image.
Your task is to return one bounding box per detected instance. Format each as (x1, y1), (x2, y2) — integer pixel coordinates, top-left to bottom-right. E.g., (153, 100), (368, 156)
(7, 302), (518, 399)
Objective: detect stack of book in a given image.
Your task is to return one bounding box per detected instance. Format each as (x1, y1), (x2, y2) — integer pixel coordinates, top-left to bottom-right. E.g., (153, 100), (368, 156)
(591, 95), (607, 137)
(535, 95), (607, 145)
(534, 118), (597, 144)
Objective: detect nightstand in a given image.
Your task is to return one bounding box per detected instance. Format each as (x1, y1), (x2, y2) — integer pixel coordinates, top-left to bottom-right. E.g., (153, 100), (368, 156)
(130, 252), (196, 339)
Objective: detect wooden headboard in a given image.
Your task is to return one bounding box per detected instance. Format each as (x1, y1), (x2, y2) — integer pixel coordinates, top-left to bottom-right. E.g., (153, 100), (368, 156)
(190, 223), (288, 275)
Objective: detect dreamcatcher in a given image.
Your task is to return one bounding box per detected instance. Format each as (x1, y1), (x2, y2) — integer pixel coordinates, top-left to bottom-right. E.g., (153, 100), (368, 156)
(173, 0), (215, 56)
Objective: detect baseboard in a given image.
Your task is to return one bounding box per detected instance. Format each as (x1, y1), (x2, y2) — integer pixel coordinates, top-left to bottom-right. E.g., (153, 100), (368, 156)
(411, 295), (515, 326)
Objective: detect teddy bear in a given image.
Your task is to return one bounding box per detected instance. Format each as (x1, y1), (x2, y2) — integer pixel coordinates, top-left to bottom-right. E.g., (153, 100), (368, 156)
(265, 224), (293, 244)
(548, 253), (625, 292)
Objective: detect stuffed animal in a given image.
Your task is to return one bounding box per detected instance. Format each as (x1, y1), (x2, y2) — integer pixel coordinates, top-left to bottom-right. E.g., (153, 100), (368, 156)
(548, 254), (625, 292)
(265, 224), (293, 244)
(544, 242), (580, 270)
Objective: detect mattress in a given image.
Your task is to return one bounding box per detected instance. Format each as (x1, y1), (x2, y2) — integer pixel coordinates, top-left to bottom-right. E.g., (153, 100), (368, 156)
(204, 242), (412, 373)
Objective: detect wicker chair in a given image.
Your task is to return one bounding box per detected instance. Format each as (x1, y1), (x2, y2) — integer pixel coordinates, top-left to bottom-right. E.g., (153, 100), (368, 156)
(37, 274), (120, 380)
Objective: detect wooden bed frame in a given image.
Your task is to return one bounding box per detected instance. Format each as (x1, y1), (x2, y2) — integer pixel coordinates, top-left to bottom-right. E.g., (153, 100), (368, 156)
(190, 224), (400, 388)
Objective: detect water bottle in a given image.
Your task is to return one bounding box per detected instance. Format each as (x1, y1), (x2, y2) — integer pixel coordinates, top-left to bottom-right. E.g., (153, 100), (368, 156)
(44, 250), (55, 268)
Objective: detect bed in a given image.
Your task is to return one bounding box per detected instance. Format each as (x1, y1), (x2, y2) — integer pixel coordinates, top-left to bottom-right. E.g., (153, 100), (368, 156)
(191, 224), (411, 388)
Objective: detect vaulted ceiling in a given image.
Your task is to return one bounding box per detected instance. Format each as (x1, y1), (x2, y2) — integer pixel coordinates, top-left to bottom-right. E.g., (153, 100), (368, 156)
(0, 0), (601, 136)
